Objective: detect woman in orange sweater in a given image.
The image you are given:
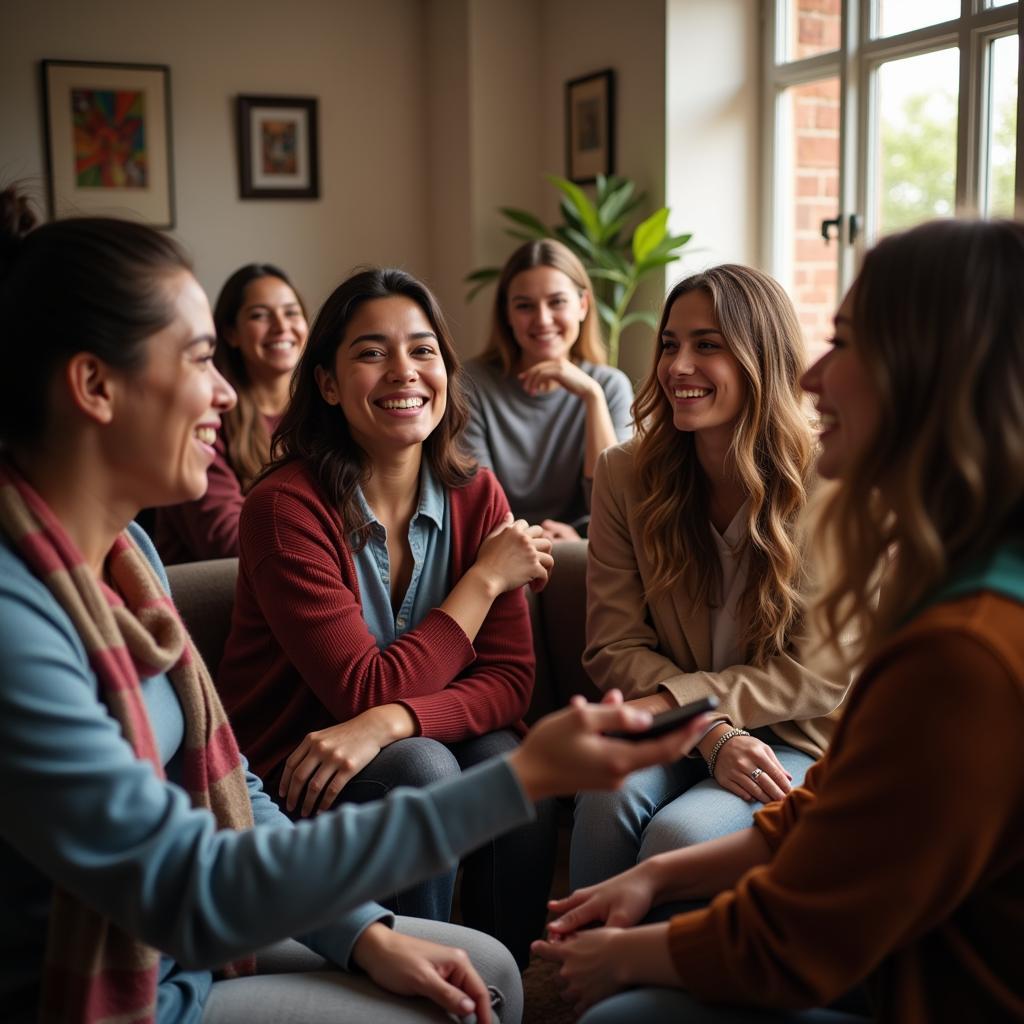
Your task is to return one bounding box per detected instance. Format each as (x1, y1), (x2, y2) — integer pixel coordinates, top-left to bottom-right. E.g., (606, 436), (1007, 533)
(535, 219), (1024, 1022)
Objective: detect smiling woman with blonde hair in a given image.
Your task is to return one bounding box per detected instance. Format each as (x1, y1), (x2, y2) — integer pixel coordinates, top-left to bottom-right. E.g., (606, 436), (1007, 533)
(570, 264), (849, 892)
(536, 219), (1024, 1024)
(463, 239), (634, 539)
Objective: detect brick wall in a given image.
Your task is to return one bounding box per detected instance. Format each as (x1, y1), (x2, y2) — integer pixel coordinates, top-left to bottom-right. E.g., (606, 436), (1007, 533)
(789, 0), (841, 356)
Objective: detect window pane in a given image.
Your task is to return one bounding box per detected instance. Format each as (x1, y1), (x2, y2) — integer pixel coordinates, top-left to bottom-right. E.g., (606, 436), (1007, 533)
(873, 48), (959, 235)
(781, 0), (841, 62)
(988, 0), (1015, 7)
(986, 34), (1018, 217)
(875, 0), (960, 38)
(780, 78), (841, 358)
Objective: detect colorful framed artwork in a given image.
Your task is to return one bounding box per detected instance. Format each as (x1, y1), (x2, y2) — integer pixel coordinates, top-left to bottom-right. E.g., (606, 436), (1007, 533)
(41, 60), (174, 227)
(565, 68), (615, 185)
(236, 96), (319, 199)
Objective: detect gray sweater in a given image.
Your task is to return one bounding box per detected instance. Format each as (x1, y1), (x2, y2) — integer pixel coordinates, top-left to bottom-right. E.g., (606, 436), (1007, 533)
(462, 357), (634, 528)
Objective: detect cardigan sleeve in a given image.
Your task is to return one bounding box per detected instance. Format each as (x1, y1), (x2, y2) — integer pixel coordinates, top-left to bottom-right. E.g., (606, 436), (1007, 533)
(398, 473), (534, 740)
(664, 624), (1024, 1008)
(240, 481), (477, 724)
(584, 447), (848, 735)
(155, 436), (244, 562)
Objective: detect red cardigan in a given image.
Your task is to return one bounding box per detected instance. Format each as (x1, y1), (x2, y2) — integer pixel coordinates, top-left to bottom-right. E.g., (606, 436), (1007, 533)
(217, 460), (535, 783)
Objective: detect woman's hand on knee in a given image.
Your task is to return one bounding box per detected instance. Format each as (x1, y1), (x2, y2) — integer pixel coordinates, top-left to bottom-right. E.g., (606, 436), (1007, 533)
(280, 705), (414, 817)
(712, 734), (792, 803)
(352, 923), (492, 1023)
(545, 860), (659, 937)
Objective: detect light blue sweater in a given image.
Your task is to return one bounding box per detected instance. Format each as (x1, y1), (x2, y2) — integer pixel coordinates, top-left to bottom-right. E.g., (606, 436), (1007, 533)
(0, 524), (534, 1022)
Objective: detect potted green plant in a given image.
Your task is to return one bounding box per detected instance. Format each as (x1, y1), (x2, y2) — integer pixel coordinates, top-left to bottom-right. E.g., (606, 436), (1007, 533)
(465, 173), (691, 367)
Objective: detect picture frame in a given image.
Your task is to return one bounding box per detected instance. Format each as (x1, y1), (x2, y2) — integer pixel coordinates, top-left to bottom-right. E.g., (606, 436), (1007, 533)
(565, 68), (615, 185)
(236, 95), (319, 199)
(41, 60), (174, 227)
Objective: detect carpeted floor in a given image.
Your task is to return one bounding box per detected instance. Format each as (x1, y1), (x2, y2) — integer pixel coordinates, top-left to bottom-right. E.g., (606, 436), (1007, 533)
(521, 818), (576, 1023)
(522, 952), (575, 1024)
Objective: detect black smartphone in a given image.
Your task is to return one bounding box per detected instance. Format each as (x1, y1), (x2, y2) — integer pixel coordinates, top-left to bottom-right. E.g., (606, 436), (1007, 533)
(605, 695), (719, 741)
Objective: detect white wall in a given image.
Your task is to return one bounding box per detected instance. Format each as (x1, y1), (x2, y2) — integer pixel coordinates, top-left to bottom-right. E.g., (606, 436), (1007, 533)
(666, 0), (761, 281)
(0, 0), (430, 314)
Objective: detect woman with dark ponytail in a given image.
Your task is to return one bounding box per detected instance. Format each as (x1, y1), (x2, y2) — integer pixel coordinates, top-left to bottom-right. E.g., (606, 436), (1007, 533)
(155, 263), (308, 563)
(0, 187), (712, 1023)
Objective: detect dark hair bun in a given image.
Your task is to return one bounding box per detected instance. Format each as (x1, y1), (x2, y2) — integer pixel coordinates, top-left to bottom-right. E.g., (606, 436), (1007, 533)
(0, 186), (38, 275)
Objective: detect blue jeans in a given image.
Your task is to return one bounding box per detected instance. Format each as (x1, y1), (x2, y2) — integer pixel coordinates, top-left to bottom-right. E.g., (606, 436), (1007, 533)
(579, 988), (871, 1023)
(342, 730), (558, 969)
(570, 729), (814, 890)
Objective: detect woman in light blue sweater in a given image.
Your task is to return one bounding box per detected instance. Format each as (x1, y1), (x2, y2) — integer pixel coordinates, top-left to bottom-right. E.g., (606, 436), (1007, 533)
(0, 186), (711, 1023)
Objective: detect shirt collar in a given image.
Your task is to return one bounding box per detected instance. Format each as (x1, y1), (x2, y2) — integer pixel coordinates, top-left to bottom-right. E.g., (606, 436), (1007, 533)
(353, 461), (445, 533)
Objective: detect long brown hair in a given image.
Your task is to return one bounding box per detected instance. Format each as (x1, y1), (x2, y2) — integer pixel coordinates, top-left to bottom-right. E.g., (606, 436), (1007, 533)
(263, 268), (476, 546)
(632, 265), (813, 665)
(809, 219), (1024, 663)
(480, 239), (606, 373)
(212, 263), (306, 491)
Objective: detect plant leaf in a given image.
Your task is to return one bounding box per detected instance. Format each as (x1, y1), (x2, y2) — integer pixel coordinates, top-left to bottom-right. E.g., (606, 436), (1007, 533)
(648, 232), (693, 258)
(619, 310), (660, 331)
(546, 174), (600, 238)
(595, 297), (617, 328)
(597, 179), (636, 228)
(635, 253), (684, 276)
(499, 207), (550, 237)
(587, 267), (632, 286)
(632, 208), (670, 262)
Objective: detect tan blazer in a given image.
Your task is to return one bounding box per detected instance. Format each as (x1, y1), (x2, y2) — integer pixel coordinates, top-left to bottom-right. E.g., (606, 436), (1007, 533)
(584, 442), (849, 759)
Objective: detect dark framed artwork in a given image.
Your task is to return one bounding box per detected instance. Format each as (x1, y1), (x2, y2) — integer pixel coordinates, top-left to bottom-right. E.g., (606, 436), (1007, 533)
(565, 68), (615, 184)
(41, 60), (174, 226)
(236, 95), (319, 199)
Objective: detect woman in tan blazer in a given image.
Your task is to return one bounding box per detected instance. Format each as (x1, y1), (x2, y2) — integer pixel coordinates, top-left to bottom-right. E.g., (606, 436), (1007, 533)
(571, 265), (849, 889)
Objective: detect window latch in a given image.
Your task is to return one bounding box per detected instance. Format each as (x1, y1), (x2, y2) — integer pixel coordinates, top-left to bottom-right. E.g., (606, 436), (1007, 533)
(821, 214), (863, 245)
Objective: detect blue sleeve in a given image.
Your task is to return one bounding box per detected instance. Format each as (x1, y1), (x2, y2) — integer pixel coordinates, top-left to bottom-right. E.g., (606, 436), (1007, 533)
(132, 525), (396, 965)
(0, 547), (533, 972)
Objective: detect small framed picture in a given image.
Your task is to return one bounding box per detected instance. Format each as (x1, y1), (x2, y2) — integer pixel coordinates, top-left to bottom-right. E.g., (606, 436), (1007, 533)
(236, 95), (319, 199)
(565, 68), (615, 185)
(41, 60), (174, 226)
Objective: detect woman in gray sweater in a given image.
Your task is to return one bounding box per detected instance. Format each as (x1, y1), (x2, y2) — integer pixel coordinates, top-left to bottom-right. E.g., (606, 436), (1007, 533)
(464, 240), (634, 539)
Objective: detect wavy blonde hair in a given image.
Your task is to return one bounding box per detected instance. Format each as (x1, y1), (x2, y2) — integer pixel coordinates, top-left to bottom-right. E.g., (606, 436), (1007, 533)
(480, 239), (606, 374)
(809, 219), (1024, 664)
(633, 265), (813, 666)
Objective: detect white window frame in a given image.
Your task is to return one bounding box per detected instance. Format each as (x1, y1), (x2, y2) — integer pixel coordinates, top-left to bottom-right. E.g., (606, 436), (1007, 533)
(761, 0), (1022, 297)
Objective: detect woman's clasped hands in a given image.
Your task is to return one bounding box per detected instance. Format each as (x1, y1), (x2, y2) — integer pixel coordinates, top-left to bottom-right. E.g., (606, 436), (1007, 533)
(471, 511), (554, 594)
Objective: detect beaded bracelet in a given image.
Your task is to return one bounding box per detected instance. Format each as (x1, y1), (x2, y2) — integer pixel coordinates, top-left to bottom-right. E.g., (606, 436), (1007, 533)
(705, 728), (750, 777)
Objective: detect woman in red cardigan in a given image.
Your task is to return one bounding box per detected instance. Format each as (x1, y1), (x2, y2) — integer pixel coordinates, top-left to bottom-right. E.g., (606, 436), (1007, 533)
(218, 267), (558, 967)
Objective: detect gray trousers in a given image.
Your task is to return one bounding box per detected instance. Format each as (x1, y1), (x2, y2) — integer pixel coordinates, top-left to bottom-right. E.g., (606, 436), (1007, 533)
(203, 917), (523, 1024)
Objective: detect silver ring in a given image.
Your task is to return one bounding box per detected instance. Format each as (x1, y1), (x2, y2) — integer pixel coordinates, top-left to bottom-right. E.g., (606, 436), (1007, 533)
(750, 767), (763, 781)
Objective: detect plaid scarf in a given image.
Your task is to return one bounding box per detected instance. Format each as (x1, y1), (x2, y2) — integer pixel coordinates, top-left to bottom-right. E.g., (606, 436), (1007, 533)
(0, 462), (255, 1024)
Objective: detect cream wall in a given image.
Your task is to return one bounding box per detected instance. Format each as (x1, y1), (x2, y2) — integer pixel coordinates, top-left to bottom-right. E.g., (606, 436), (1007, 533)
(539, 0), (668, 384)
(0, 0), (430, 313)
(0, 0), (760, 368)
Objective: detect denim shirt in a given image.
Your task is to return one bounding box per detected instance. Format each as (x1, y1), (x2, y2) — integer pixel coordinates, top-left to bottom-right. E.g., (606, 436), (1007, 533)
(351, 465), (452, 645)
